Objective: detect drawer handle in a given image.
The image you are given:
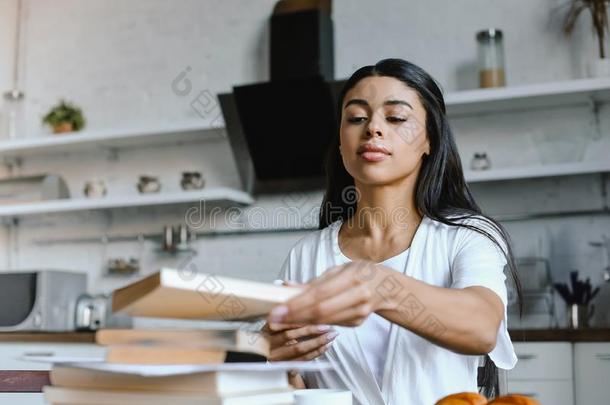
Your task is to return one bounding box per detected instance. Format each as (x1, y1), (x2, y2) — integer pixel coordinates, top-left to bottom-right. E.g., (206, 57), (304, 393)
(596, 353), (610, 361)
(23, 351), (55, 357)
(519, 393), (539, 398)
(516, 353), (537, 360)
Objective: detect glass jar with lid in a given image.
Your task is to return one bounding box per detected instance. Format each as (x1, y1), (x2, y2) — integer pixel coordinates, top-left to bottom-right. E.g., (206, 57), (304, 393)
(476, 29), (506, 88)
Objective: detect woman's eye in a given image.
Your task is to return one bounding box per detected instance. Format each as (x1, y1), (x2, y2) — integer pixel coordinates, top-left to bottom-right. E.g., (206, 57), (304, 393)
(387, 116), (407, 123)
(347, 116), (367, 124)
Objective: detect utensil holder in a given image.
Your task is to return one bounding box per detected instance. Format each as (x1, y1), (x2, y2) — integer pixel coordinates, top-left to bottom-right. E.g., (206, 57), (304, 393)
(567, 303), (594, 329)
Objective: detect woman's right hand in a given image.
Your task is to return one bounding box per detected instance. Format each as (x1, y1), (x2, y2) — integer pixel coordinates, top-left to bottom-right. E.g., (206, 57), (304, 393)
(264, 322), (338, 361)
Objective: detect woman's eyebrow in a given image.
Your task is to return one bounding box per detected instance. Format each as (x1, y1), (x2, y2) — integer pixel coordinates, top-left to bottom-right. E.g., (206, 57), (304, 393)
(343, 98), (414, 110)
(384, 99), (413, 109)
(343, 99), (369, 109)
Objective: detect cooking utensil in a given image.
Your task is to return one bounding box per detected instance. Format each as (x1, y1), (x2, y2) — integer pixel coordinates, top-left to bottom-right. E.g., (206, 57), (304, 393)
(554, 271), (600, 306)
(567, 303), (595, 329)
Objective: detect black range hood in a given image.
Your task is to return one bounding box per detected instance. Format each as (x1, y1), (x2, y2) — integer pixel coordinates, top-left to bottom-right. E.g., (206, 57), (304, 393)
(219, 0), (344, 194)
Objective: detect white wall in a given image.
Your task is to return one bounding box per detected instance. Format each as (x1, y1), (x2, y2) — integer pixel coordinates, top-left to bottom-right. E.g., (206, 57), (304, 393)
(0, 0), (17, 89)
(0, 0), (609, 327)
(334, 0), (603, 88)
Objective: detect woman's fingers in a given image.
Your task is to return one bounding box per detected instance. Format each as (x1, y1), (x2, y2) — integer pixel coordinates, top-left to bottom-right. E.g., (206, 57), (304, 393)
(268, 331), (338, 361)
(267, 262), (382, 325)
(282, 324), (332, 341)
(309, 265), (343, 284)
(271, 269), (378, 324)
(283, 280), (305, 287)
(270, 270), (350, 323)
(282, 284), (372, 325)
(307, 261), (376, 290)
(309, 302), (373, 326)
(268, 324), (332, 348)
(263, 322), (306, 333)
(293, 342), (332, 361)
(269, 333), (336, 361)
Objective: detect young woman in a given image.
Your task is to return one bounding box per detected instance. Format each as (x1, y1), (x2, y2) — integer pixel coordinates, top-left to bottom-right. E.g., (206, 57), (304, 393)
(265, 58), (520, 405)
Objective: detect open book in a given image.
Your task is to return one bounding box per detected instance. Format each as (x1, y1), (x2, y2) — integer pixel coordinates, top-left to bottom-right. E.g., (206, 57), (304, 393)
(112, 268), (302, 320)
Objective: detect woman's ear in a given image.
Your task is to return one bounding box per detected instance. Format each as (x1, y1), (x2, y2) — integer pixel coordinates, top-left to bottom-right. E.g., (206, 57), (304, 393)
(422, 138), (431, 156)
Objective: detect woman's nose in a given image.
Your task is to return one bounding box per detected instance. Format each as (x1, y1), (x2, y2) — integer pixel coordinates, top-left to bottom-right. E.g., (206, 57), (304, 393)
(366, 116), (384, 138)
(367, 128), (382, 137)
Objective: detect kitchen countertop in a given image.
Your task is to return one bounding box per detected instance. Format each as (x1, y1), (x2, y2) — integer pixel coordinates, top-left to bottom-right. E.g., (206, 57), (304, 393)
(2, 330), (610, 343)
(509, 328), (610, 342)
(0, 371), (50, 393)
(0, 332), (96, 343)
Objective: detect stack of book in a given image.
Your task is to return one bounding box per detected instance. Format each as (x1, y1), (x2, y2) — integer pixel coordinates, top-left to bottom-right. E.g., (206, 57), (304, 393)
(42, 268), (309, 405)
(96, 328), (270, 365)
(44, 363), (295, 404)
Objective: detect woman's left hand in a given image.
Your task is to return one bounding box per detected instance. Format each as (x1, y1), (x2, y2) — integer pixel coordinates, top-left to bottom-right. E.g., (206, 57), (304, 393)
(268, 261), (392, 326)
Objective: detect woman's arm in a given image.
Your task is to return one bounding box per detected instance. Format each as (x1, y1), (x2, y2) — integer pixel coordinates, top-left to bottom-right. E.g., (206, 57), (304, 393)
(268, 262), (504, 355)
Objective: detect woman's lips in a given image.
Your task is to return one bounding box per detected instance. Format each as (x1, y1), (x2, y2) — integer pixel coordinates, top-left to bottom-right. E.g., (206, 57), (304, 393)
(360, 151), (389, 162)
(357, 143), (391, 162)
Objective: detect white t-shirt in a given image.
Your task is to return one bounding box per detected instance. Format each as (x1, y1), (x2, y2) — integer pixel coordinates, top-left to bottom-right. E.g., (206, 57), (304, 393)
(333, 223), (411, 387)
(279, 215), (517, 405)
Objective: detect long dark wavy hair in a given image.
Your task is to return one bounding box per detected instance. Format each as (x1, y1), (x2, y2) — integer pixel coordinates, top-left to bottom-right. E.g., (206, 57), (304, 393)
(318, 58), (521, 398)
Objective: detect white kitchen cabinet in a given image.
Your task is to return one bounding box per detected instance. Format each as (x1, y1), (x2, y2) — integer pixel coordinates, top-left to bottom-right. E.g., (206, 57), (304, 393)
(507, 380), (574, 405)
(0, 342), (104, 405)
(507, 342), (574, 405)
(0, 393), (44, 405)
(0, 342), (105, 370)
(574, 343), (610, 405)
(509, 342), (573, 380)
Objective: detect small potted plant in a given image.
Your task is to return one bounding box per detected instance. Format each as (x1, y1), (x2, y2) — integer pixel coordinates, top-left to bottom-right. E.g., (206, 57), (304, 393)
(42, 100), (86, 134)
(563, 0), (610, 77)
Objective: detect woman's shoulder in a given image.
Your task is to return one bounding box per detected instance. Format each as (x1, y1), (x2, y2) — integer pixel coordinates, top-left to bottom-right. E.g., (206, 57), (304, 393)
(425, 213), (508, 258)
(425, 213), (502, 235)
(286, 220), (340, 257)
(280, 221), (340, 282)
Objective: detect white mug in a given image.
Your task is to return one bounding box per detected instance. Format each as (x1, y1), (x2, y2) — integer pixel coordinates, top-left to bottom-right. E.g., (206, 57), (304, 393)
(294, 389), (352, 405)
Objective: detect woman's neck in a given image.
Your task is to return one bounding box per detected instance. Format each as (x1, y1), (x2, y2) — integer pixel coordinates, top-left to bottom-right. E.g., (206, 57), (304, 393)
(347, 175), (421, 240)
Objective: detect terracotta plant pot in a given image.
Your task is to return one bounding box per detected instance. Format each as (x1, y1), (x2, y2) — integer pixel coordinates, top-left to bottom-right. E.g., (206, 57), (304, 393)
(53, 122), (74, 134)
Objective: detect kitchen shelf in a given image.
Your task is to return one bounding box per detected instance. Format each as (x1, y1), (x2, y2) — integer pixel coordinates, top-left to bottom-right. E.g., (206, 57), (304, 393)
(464, 160), (610, 183)
(445, 76), (610, 116)
(0, 121), (223, 159)
(0, 187), (253, 218)
(0, 78), (607, 159)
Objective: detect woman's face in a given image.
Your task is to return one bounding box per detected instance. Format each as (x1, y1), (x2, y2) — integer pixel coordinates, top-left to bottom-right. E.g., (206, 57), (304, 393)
(339, 76), (430, 186)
